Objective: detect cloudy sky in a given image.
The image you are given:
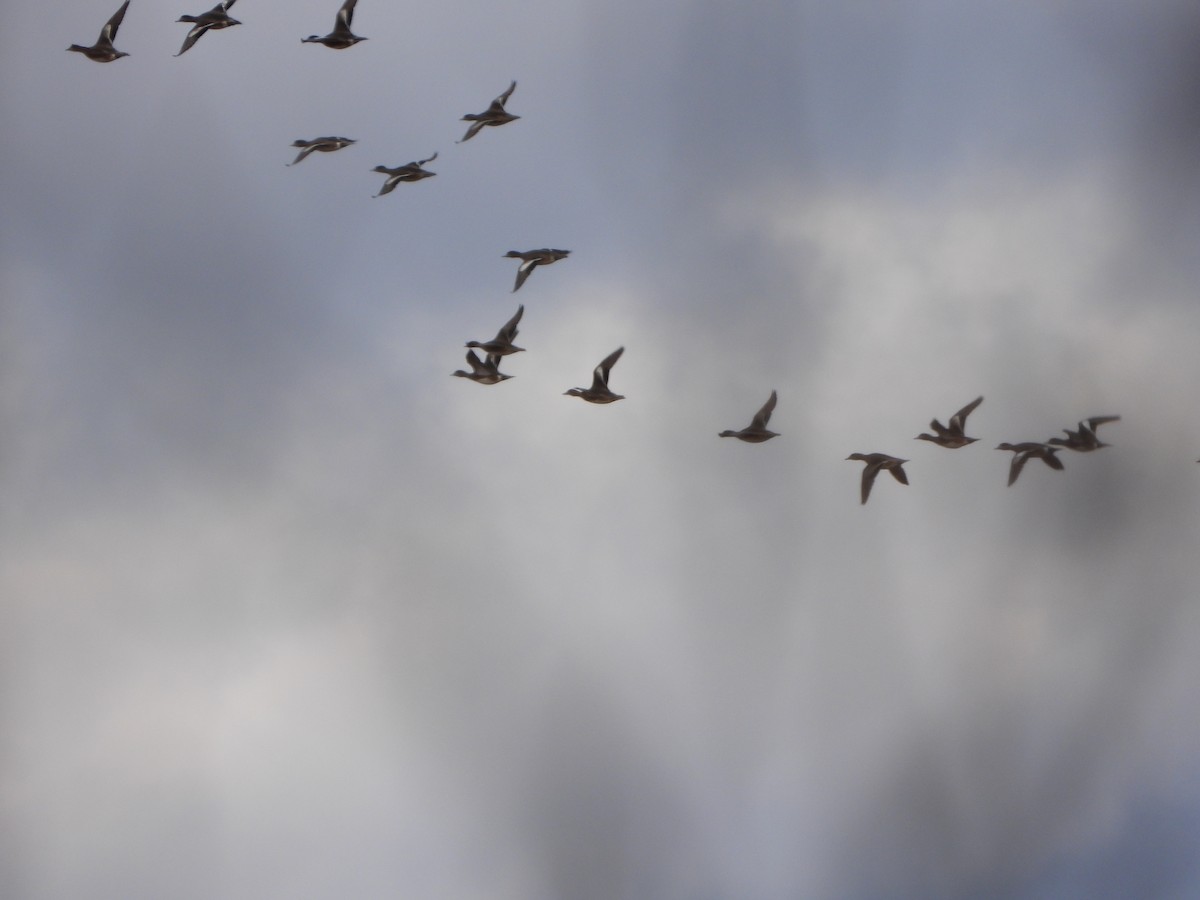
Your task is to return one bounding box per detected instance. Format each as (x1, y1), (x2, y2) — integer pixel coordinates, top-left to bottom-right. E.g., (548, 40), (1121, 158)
(3, 1), (1200, 897)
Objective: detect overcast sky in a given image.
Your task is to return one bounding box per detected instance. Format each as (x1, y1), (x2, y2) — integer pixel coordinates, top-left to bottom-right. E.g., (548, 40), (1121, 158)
(3, 2), (1200, 898)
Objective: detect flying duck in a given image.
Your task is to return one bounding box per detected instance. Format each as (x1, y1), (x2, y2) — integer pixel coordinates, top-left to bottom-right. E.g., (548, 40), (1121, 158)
(505, 248), (569, 293)
(458, 81), (520, 143)
(915, 395), (983, 448)
(1047, 415), (1121, 452)
(846, 453), (909, 505)
(67, 0), (130, 62)
(175, 1), (240, 56)
(466, 305), (525, 358)
(303, 0), (365, 49)
(995, 442), (1065, 486)
(371, 152), (437, 197)
(565, 347), (625, 404)
(719, 390), (779, 442)
(287, 136), (356, 166)
(452, 350), (512, 385)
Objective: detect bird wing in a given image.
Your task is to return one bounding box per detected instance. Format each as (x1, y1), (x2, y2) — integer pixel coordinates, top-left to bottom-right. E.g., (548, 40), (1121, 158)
(339, 0), (358, 28)
(949, 395), (983, 431)
(1007, 452), (1029, 486)
(750, 390), (777, 430)
(458, 120), (485, 143)
(288, 144), (317, 165)
(464, 350), (486, 373)
(104, 0), (130, 40)
(175, 24), (211, 56)
(418, 151), (438, 166)
(860, 464), (880, 504)
(593, 347), (625, 388)
(888, 463), (909, 485)
(512, 259), (538, 292)
(492, 80), (517, 109)
(1087, 415), (1121, 430)
(496, 305), (524, 342)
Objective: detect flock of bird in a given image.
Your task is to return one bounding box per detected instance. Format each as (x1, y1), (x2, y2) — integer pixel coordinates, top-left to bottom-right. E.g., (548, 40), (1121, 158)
(846, 402), (1123, 505)
(68, 0), (368, 60)
(68, 0), (1141, 505)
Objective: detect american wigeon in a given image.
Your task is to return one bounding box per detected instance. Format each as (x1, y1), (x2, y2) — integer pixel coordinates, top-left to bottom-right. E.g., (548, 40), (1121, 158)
(565, 347), (625, 403)
(303, 0), (365, 48)
(720, 390), (779, 442)
(915, 396), (983, 448)
(466, 305), (525, 358)
(371, 152), (437, 197)
(458, 81), (519, 143)
(67, 0), (130, 62)
(175, 1), (240, 56)
(846, 453), (909, 504)
(504, 248), (569, 292)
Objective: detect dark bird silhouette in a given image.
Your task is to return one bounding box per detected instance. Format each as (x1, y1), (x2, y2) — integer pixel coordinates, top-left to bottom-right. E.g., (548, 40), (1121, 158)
(67, 0), (131, 62)
(175, 1), (240, 56)
(995, 442), (1065, 486)
(458, 81), (519, 143)
(303, 0), (365, 49)
(915, 396), (983, 448)
(720, 391), (779, 442)
(846, 453), (909, 504)
(466, 306), (525, 358)
(287, 136), (356, 166)
(1047, 416), (1121, 452)
(565, 347), (625, 404)
(452, 350), (512, 385)
(504, 248), (569, 292)
(371, 152), (437, 197)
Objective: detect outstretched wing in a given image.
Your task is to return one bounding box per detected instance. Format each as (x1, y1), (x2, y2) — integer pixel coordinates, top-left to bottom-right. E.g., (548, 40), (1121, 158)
(750, 390), (777, 430)
(512, 259), (538, 292)
(104, 0), (130, 41)
(491, 80), (517, 110)
(950, 395), (983, 430)
(458, 120), (485, 143)
(176, 23), (211, 56)
(496, 305), (524, 342)
(860, 464), (880, 505)
(339, 0), (358, 28)
(1007, 452), (1028, 487)
(592, 347), (625, 389)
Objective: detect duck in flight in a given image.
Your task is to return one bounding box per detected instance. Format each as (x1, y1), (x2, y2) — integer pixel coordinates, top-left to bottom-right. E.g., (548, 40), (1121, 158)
(995, 442), (1065, 486)
(1047, 415), (1120, 452)
(466, 306), (525, 359)
(505, 249), (569, 293)
(452, 350), (512, 385)
(371, 152), (437, 197)
(287, 136), (356, 166)
(303, 0), (365, 49)
(458, 81), (520, 143)
(175, 1), (240, 56)
(719, 390), (779, 442)
(565, 347), (625, 404)
(915, 396), (983, 448)
(68, 0), (131, 62)
(846, 453), (909, 505)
